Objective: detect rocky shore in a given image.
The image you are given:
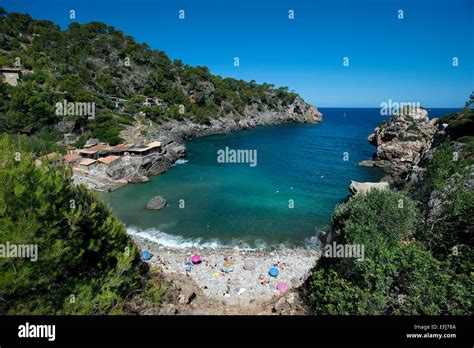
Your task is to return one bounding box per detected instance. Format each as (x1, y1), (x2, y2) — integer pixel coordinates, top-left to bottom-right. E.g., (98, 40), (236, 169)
(102, 98), (322, 188)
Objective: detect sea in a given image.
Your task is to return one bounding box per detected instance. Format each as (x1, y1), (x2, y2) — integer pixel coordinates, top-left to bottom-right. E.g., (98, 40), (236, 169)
(102, 107), (458, 249)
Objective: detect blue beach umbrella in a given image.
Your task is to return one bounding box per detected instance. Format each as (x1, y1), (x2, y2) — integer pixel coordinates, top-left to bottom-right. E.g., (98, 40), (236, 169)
(268, 267), (279, 277)
(141, 250), (152, 261)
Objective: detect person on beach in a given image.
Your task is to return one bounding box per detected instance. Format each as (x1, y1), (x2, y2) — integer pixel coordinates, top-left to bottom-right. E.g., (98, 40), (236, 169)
(226, 278), (231, 293)
(278, 261), (284, 271)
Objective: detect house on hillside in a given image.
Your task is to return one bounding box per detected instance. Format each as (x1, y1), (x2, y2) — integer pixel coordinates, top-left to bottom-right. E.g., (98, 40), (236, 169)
(98, 155), (120, 166)
(78, 143), (134, 159)
(84, 138), (100, 148)
(128, 141), (162, 157)
(107, 96), (127, 110)
(64, 133), (79, 145)
(143, 97), (165, 107)
(78, 144), (112, 160)
(66, 147), (77, 155)
(63, 154), (80, 166)
(79, 158), (97, 170)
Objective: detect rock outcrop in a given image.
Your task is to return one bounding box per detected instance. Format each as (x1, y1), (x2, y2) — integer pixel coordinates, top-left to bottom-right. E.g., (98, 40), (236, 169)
(367, 107), (437, 182)
(149, 97), (321, 143)
(349, 180), (389, 196)
(147, 196), (167, 210)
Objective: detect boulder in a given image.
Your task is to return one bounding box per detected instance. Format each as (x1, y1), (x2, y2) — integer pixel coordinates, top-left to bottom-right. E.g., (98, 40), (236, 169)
(128, 172), (150, 183)
(349, 180), (389, 196)
(243, 258), (256, 271)
(177, 285), (196, 305)
(159, 303), (178, 315)
(272, 292), (303, 315)
(272, 296), (290, 313)
(147, 196), (167, 210)
(357, 160), (375, 167)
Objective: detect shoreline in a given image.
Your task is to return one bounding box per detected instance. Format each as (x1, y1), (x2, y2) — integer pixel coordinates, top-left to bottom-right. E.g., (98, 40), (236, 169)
(133, 235), (320, 311)
(73, 106), (322, 191)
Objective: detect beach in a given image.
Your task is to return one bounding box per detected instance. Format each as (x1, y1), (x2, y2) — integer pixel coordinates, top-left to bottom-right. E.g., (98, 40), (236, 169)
(133, 235), (320, 311)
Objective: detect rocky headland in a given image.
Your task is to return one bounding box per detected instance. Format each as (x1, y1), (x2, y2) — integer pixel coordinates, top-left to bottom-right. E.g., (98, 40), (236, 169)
(363, 107), (438, 184)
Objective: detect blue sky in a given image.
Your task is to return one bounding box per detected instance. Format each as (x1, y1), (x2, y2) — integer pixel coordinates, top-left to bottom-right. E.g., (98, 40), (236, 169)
(3, 0), (473, 107)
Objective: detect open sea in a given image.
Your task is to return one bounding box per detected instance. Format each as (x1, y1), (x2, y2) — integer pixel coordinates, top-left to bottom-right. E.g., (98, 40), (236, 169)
(102, 107), (458, 248)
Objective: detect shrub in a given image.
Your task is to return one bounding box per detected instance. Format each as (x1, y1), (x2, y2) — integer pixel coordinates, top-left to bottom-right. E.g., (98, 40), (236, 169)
(0, 134), (148, 314)
(306, 189), (472, 315)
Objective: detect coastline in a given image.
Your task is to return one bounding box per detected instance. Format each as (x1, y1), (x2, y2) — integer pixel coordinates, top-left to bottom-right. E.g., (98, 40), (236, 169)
(73, 102), (322, 191)
(93, 107), (324, 313)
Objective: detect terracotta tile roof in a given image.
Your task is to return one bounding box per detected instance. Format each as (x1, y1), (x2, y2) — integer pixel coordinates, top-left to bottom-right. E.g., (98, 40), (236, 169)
(63, 154), (79, 163)
(78, 144), (112, 154)
(79, 158), (96, 166)
(98, 155), (120, 165)
(146, 141), (162, 148)
(111, 143), (134, 151)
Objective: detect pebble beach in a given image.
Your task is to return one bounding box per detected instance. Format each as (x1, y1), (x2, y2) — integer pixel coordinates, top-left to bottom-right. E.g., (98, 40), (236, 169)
(134, 236), (321, 307)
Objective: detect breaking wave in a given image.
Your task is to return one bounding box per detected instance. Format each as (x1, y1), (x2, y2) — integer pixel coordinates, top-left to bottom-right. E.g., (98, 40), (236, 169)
(172, 159), (188, 166)
(127, 226), (224, 249)
(126, 226), (320, 251)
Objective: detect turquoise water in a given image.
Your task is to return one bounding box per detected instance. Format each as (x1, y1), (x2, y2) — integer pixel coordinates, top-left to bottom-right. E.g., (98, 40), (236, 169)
(102, 108), (457, 248)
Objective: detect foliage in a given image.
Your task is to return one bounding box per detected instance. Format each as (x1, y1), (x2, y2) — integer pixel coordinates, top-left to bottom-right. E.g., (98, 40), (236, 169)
(406, 142), (472, 255)
(306, 189), (472, 315)
(0, 134), (162, 314)
(90, 112), (124, 146)
(0, 7), (303, 145)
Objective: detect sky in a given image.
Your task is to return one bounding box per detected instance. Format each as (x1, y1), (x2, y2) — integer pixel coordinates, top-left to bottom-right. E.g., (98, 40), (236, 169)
(2, 0), (473, 107)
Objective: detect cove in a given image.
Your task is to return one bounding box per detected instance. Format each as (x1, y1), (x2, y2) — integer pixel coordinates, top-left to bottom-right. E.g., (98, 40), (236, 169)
(102, 108), (389, 248)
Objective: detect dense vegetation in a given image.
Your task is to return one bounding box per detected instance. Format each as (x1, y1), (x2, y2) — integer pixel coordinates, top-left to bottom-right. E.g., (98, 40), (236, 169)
(306, 105), (473, 315)
(0, 134), (165, 314)
(0, 7), (300, 146)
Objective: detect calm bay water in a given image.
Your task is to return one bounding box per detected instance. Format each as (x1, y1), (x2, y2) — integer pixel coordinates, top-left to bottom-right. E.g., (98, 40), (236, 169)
(102, 108), (458, 248)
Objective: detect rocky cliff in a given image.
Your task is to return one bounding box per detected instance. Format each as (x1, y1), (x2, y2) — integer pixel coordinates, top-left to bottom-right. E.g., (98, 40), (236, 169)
(365, 107), (437, 182)
(112, 97), (321, 180)
(359, 105), (473, 226)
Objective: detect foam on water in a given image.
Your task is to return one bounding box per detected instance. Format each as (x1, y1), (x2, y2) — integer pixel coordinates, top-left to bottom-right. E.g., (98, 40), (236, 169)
(172, 159), (189, 166)
(127, 226), (223, 249)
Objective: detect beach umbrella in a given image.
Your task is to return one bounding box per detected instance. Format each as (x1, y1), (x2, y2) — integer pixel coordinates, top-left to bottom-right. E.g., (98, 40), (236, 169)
(141, 250), (152, 261)
(243, 258), (256, 271)
(268, 267), (279, 277)
(191, 255), (202, 264)
(276, 282), (290, 294)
